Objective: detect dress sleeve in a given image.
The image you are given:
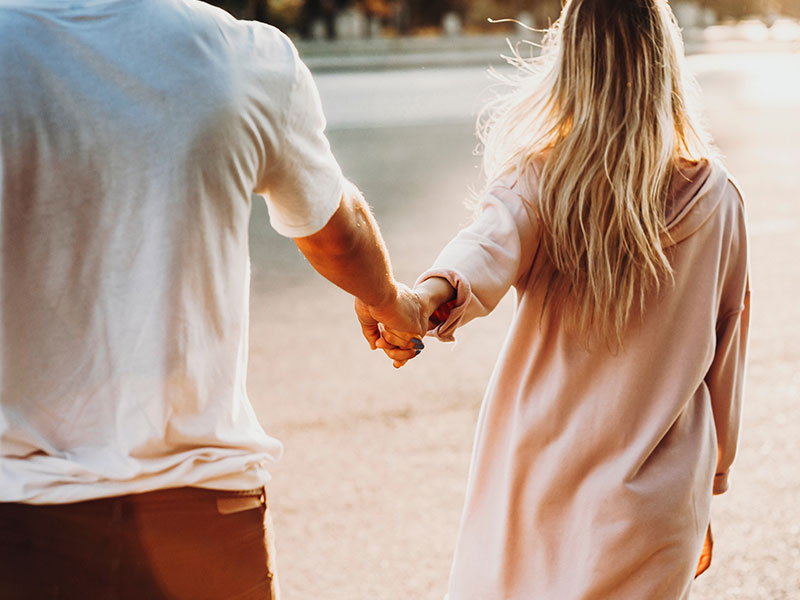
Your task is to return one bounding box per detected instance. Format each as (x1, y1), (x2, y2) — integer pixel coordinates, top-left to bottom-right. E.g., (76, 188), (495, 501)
(707, 292), (750, 494)
(256, 35), (344, 238)
(705, 183), (750, 495)
(415, 180), (540, 342)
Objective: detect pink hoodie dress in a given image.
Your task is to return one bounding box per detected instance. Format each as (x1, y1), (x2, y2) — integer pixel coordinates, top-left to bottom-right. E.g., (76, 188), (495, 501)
(419, 158), (750, 600)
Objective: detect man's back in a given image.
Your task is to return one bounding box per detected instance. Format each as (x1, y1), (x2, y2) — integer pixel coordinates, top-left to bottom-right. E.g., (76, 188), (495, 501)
(0, 0), (342, 503)
(0, 3), (427, 597)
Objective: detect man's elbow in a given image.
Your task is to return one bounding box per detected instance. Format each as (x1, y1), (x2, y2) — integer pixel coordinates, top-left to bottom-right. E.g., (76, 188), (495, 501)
(294, 183), (368, 262)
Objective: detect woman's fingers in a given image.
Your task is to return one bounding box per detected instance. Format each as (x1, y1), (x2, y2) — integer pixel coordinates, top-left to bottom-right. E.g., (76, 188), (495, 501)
(375, 327), (425, 368)
(380, 346), (420, 361)
(378, 327), (422, 350)
(382, 348), (418, 369)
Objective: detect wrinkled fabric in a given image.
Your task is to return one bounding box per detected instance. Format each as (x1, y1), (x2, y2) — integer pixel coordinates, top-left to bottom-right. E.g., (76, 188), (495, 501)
(420, 158), (750, 599)
(0, 0), (344, 503)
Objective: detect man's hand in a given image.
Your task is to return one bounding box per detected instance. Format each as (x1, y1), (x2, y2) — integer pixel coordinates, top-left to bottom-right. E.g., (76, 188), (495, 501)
(355, 283), (427, 355)
(357, 276), (458, 369)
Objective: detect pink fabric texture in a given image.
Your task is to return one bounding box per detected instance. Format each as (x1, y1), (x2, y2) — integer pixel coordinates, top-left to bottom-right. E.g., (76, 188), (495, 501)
(419, 158), (750, 600)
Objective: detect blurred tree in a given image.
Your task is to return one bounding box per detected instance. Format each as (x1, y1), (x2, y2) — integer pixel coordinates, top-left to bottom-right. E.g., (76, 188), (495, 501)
(363, 0), (393, 19)
(204, 0), (800, 36)
(403, 0), (459, 28)
(699, 0), (800, 19)
(298, 0), (337, 38)
(206, 0), (267, 20)
(459, 0), (560, 30)
(780, 0), (800, 18)
(266, 0), (304, 26)
(461, 0), (514, 28)
(527, 0), (562, 27)
(699, 0), (762, 19)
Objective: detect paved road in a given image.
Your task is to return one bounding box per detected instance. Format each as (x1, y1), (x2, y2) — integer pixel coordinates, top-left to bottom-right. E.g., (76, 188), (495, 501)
(246, 51), (800, 599)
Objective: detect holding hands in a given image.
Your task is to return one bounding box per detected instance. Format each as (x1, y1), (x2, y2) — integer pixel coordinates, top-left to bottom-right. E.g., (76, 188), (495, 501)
(355, 277), (456, 368)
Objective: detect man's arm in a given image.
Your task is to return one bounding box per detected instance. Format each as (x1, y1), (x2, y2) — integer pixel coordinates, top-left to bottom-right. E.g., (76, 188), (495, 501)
(293, 180), (427, 348)
(294, 180), (395, 307)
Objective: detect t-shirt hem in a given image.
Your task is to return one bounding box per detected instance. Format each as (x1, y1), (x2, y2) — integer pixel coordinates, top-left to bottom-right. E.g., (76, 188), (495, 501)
(1, 456), (276, 505)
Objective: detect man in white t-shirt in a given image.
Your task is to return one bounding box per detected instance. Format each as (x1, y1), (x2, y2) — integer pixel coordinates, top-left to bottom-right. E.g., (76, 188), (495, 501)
(0, 1), (426, 598)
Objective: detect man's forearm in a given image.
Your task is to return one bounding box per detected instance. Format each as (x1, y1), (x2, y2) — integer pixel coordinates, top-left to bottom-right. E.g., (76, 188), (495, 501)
(293, 181), (398, 308)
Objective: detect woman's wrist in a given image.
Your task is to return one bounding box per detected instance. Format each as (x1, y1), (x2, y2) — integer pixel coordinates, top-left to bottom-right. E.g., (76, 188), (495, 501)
(415, 277), (456, 319)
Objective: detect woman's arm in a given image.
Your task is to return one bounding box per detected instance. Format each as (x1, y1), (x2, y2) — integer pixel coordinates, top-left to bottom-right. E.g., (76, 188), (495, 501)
(417, 180), (540, 343)
(375, 179), (541, 367)
(417, 277), (458, 325)
(705, 187), (750, 495)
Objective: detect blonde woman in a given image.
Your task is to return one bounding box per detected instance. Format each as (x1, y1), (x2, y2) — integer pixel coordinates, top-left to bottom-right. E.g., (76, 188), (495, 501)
(357, 0), (750, 598)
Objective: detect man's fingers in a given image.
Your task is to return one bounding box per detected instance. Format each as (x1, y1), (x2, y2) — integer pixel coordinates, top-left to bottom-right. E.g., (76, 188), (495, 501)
(360, 324), (380, 350)
(369, 282), (427, 338)
(354, 298), (380, 350)
(355, 286), (427, 359)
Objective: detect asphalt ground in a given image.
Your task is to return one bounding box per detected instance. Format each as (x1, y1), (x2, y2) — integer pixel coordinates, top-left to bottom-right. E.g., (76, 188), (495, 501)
(246, 50), (800, 599)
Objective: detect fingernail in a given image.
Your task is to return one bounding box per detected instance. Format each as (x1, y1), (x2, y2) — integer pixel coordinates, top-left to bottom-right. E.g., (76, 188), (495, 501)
(411, 338), (424, 350)
(415, 349), (421, 356)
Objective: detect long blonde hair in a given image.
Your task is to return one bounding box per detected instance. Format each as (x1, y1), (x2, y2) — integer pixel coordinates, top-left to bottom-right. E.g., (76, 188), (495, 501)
(480, 0), (711, 343)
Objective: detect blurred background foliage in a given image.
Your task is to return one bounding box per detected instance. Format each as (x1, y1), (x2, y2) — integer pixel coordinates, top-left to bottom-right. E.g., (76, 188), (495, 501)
(208, 0), (800, 37)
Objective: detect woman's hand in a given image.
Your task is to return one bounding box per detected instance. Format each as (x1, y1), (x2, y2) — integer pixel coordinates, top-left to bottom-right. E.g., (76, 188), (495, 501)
(371, 277), (458, 368)
(695, 523), (713, 578)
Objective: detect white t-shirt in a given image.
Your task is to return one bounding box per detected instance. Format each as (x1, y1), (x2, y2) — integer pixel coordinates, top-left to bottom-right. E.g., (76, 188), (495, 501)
(0, 0), (344, 503)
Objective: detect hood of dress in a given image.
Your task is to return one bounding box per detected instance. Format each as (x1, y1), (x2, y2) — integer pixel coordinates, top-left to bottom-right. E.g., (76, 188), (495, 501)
(662, 157), (730, 248)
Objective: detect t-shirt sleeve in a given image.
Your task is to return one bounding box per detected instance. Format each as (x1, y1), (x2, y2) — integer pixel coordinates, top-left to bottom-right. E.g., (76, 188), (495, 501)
(256, 37), (344, 238)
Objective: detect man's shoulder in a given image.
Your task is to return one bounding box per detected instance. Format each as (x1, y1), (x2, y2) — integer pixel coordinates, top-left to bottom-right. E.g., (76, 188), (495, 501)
(177, 0), (298, 68)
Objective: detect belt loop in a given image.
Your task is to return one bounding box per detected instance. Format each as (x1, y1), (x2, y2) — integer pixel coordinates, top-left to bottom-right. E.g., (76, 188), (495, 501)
(216, 488), (266, 515)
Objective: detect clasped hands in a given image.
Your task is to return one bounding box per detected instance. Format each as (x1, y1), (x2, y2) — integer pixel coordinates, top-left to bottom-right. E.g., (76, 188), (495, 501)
(355, 277), (455, 368)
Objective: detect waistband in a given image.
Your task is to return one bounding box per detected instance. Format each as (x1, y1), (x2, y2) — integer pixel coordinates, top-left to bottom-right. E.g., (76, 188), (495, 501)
(1, 486), (267, 515)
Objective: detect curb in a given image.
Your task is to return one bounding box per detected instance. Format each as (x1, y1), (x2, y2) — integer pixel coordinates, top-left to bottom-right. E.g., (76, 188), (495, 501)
(296, 34), (800, 73)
